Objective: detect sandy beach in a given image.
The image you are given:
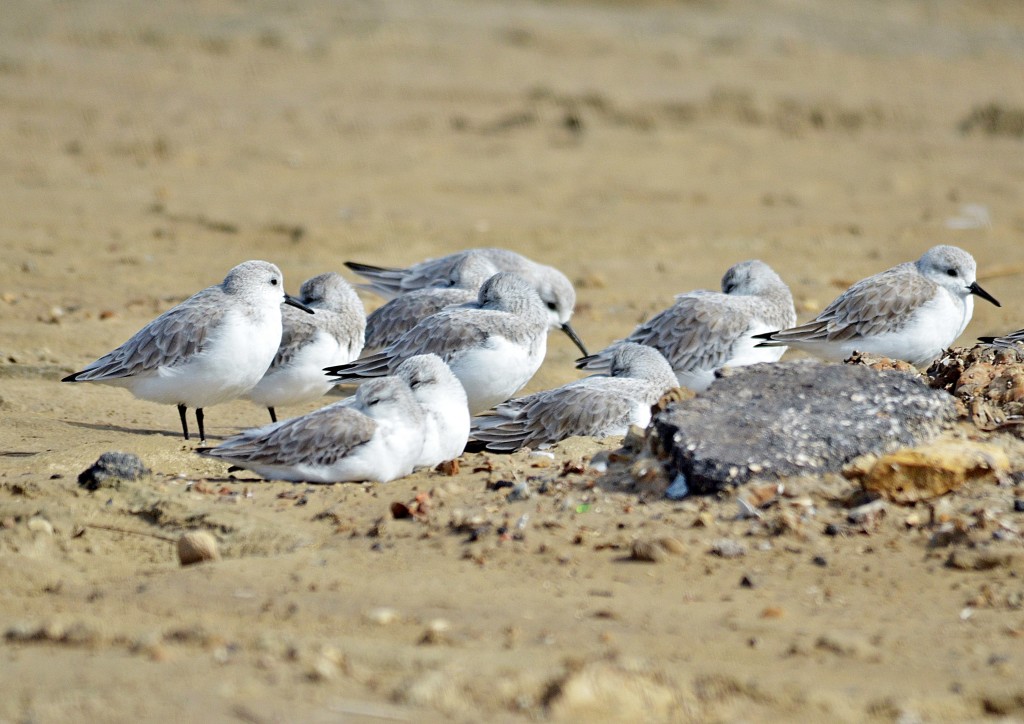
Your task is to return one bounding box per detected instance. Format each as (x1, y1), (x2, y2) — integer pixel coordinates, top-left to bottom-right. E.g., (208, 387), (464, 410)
(3, 0), (1024, 720)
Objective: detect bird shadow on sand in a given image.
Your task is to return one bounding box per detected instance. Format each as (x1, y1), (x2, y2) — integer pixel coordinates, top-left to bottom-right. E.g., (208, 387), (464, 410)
(62, 419), (234, 443)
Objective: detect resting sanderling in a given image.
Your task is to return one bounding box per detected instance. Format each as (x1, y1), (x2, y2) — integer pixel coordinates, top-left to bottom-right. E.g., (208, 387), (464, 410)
(346, 247), (588, 355)
(198, 376), (424, 483)
(979, 329), (1024, 348)
(326, 272), (549, 414)
(471, 343), (678, 452)
(362, 252), (496, 354)
(246, 272), (365, 422)
(393, 354), (469, 468)
(62, 260), (313, 442)
(755, 245), (1000, 366)
(578, 260), (795, 391)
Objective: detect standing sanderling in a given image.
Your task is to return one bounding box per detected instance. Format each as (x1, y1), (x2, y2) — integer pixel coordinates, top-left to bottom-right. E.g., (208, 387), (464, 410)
(393, 354), (470, 468)
(578, 260), (795, 391)
(197, 376), (425, 483)
(62, 260), (313, 442)
(755, 245), (1000, 366)
(246, 272), (365, 423)
(470, 343), (679, 452)
(362, 252), (497, 354)
(345, 247), (588, 355)
(325, 272), (550, 414)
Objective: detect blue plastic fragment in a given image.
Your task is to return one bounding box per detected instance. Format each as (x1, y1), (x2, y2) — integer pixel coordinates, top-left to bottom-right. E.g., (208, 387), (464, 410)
(665, 473), (689, 500)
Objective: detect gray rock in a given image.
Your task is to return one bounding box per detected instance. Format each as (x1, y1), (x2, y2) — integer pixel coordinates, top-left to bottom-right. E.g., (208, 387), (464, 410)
(652, 360), (955, 495)
(78, 451), (150, 490)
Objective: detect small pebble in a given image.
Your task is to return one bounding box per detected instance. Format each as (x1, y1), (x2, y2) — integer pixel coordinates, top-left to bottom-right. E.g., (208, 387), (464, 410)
(1013, 499), (1024, 513)
(308, 647), (343, 681)
(177, 531), (220, 566)
(27, 517), (54, 536)
(630, 539), (665, 563)
(507, 482), (531, 502)
(658, 536), (685, 555)
(847, 498), (886, 526)
(588, 452), (610, 473)
(419, 618), (452, 645)
(710, 539), (746, 559)
(740, 574), (757, 589)
(812, 555), (828, 567)
(364, 607), (398, 626)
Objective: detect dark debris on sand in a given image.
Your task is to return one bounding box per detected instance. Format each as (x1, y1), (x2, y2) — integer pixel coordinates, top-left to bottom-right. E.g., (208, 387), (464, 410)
(78, 451), (150, 490)
(651, 360), (956, 495)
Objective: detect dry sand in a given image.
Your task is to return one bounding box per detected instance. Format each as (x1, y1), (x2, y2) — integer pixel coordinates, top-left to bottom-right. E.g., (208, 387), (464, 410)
(3, 0), (1024, 720)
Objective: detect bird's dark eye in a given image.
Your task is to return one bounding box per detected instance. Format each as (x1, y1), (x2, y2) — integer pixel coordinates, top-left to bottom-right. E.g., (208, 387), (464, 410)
(546, 301), (558, 311)
(408, 378), (421, 389)
(270, 278), (279, 286)
(366, 397), (379, 406)
(946, 268), (957, 277)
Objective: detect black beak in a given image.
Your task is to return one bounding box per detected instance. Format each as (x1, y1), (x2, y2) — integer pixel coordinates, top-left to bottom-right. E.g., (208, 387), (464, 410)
(560, 322), (589, 357)
(968, 282), (1001, 308)
(285, 294), (315, 314)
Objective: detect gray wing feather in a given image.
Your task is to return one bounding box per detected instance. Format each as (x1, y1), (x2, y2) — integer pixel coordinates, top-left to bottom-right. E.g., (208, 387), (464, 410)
(201, 403), (377, 466)
(348, 256), (465, 296)
(769, 267), (934, 342)
(472, 378), (649, 451)
(365, 289), (475, 351)
(623, 293), (754, 373)
(271, 306), (321, 369)
(389, 308), (495, 357)
(349, 249), (526, 296)
(326, 310), (496, 380)
(69, 288), (227, 380)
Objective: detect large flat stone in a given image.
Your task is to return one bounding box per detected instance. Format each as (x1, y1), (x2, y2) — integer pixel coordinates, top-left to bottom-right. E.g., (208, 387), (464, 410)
(652, 360), (956, 495)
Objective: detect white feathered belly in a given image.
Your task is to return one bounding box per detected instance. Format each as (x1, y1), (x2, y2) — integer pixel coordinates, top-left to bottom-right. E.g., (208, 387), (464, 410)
(238, 419), (421, 483)
(119, 309), (281, 408)
(417, 402), (470, 467)
(798, 293), (968, 367)
(247, 332), (355, 408)
(448, 335), (546, 414)
(676, 324), (785, 392)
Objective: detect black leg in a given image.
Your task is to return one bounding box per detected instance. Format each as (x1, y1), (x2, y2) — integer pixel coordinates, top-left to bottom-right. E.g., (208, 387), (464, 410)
(177, 404), (190, 440)
(268, 407), (277, 423)
(196, 408), (205, 443)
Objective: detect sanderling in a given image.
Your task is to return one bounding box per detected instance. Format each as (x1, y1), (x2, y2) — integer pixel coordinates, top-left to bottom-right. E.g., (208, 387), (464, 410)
(198, 376), (425, 483)
(363, 251), (497, 354)
(978, 329), (1024, 347)
(755, 245), (1000, 366)
(62, 260), (313, 442)
(393, 354), (469, 468)
(470, 343), (678, 452)
(345, 247), (588, 355)
(577, 260), (795, 391)
(326, 272), (549, 414)
(246, 272), (365, 422)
